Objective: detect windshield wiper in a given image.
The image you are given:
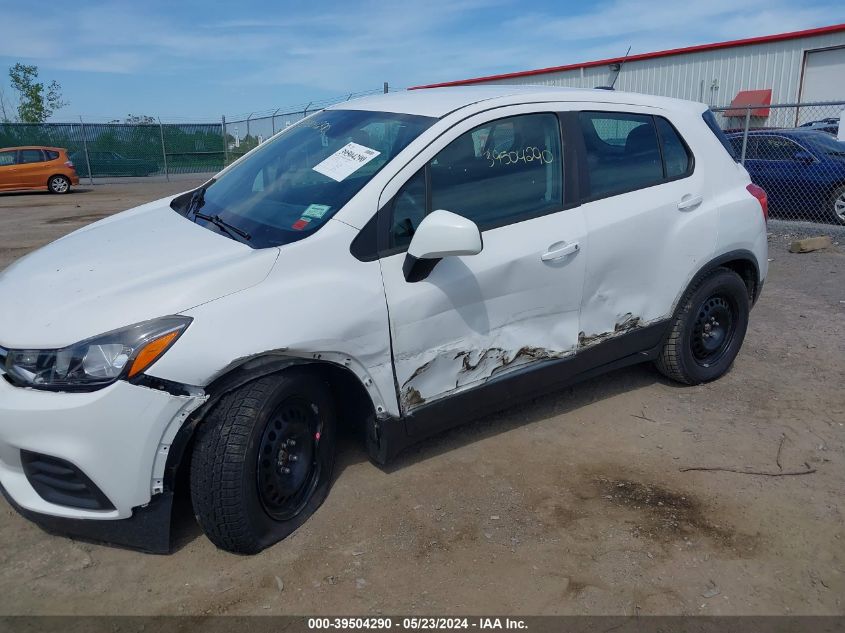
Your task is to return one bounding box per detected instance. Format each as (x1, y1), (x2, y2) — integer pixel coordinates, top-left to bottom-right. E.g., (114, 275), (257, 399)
(187, 179), (215, 216)
(194, 211), (252, 241)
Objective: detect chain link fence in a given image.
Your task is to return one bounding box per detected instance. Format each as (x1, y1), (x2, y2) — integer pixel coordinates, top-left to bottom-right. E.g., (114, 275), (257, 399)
(710, 101), (845, 226)
(0, 121), (225, 181)
(222, 87), (390, 162)
(0, 87), (393, 183)
(3, 90), (842, 226)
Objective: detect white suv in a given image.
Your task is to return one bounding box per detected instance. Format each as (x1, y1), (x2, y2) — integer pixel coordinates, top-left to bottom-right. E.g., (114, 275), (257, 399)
(0, 87), (768, 554)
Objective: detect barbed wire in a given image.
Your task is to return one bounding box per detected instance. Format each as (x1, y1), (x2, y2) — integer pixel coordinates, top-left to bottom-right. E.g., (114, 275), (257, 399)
(41, 86), (406, 125)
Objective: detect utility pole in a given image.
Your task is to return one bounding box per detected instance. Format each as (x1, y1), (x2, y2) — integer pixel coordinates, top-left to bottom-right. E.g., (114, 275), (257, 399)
(221, 115), (228, 166)
(79, 116), (93, 185)
(158, 117), (169, 181)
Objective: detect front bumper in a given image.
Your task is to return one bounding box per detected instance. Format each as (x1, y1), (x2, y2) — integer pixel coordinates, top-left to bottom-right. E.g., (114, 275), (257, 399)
(0, 375), (204, 546)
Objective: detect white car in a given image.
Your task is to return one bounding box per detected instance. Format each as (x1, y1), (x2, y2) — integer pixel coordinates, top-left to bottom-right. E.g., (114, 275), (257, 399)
(0, 87), (768, 554)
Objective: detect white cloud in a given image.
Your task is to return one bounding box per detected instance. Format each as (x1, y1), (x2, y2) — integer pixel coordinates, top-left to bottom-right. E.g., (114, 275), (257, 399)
(1, 0), (842, 111)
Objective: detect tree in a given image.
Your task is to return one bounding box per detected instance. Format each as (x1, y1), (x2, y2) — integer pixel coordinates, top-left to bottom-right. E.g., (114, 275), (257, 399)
(0, 85), (13, 123)
(8, 63), (68, 123)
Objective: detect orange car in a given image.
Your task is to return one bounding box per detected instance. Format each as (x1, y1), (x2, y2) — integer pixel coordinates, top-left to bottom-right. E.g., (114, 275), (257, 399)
(0, 146), (80, 194)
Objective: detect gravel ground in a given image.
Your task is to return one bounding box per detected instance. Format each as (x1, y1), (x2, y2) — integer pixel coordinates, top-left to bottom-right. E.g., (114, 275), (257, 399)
(0, 183), (842, 616)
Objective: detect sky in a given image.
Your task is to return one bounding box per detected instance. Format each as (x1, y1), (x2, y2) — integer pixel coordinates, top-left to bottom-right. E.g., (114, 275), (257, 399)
(0, 0), (843, 122)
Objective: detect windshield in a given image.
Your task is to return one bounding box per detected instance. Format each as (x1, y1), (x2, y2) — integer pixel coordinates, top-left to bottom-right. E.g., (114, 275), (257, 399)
(174, 109), (435, 247)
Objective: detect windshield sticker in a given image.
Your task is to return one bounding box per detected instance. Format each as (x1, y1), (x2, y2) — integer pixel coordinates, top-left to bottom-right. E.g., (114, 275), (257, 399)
(292, 217), (311, 230)
(302, 204), (331, 219)
(313, 142), (381, 182)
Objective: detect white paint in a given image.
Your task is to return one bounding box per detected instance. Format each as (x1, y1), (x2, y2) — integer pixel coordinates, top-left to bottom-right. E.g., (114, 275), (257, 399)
(0, 86), (768, 523)
(407, 210), (482, 259)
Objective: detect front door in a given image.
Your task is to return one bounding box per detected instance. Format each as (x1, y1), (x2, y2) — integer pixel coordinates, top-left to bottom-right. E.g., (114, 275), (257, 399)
(378, 109), (587, 415)
(0, 150), (21, 190)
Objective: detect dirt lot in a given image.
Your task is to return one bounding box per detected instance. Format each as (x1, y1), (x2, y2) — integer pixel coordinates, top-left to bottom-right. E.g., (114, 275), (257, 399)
(0, 183), (842, 616)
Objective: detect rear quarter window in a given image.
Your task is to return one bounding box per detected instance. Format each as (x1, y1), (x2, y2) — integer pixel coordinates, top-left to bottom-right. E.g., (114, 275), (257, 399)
(702, 110), (738, 161)
(45, 150), (60, 160)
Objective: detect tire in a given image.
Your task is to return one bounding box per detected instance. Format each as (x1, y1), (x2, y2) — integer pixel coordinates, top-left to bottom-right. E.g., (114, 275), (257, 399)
(47, 175), (71, 194)
(655, 267), (750, 385)
(830, 185), (845, 226)
(190, 370), (336, 554)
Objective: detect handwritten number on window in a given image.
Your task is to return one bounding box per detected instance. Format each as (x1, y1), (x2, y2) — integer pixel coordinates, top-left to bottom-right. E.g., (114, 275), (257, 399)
(483, 146), (553, 168)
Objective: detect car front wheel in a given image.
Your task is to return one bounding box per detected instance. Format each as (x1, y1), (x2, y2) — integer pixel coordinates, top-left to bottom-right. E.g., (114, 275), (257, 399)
(655, 267), (750, 385)
(190, 369), (336, 554)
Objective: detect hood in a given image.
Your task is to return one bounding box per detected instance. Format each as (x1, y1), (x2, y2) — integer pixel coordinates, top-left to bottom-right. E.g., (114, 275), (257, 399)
(0, 196), (279, 348)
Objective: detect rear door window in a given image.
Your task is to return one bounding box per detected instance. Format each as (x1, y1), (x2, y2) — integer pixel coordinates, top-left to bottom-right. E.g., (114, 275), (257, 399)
(19, 149), (44, 164)
(579, 112), (663, 198)
(579, 112), (695, 199)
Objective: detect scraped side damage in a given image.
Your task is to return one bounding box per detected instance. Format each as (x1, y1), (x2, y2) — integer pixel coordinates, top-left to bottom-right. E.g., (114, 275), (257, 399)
(578, 313), (643, 348)
(400, 345), (570, 411)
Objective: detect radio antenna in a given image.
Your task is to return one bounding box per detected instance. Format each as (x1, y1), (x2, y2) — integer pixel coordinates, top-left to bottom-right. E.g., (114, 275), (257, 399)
(609, 46), (632, 89)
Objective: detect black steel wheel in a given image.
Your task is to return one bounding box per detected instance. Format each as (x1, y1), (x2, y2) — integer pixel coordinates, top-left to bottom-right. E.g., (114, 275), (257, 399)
(256, 398), (322, 521)
(190, 369), (336, 554)
(690, 294), (737, 366)
(655, 267), (750, 385)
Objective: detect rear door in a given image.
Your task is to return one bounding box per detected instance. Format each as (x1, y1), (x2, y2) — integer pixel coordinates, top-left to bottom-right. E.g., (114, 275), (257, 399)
(574, 108), (716, 341)
(0, 150), (20, 190)
(377, 106), (587, 415)
(18, 149), (47, 189)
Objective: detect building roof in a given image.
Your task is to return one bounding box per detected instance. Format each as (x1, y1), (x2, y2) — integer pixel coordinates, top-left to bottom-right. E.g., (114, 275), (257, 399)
(411, 23), (845, 90)
(332, 85), (703, 118)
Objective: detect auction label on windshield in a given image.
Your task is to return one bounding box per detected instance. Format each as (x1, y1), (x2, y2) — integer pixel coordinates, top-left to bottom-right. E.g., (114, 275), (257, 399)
(313, 142), (380, 182)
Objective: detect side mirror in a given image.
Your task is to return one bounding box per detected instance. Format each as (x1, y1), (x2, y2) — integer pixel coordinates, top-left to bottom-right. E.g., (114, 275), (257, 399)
(403, 209), (482, 282)
(793, 150), (815, 164)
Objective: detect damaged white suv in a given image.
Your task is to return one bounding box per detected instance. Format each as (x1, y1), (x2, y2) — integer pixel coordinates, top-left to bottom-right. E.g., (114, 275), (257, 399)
(0, 87), (768, 554)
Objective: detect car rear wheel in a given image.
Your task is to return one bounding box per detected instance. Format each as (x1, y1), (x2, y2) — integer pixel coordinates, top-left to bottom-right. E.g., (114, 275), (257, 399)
(830, 185), (845, 225)
(47, 175), (71, 194)
(190, 370), (336, 554)
(655, 267), (750, 385)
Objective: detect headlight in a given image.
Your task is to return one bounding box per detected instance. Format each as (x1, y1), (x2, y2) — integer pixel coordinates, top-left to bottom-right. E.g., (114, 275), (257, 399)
(2, 316), (191, 391)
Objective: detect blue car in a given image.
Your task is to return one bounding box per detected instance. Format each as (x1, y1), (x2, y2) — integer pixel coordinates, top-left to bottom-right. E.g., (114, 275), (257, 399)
(726, 129), (845, 225)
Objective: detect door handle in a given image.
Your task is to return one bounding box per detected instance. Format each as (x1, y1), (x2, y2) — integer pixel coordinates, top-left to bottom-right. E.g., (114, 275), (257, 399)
(541, 241), (579, 262)
(677, 195), (703, 210)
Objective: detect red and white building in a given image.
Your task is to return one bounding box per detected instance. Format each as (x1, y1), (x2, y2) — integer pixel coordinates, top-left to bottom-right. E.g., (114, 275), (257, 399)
(413, 24), (845, 109)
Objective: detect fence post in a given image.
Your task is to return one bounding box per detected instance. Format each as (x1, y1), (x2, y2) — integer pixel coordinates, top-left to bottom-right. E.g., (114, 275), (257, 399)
(383, 81), (389, 94)
(158, 117), (169, 182)
(79, 116), (94, 185)
(739, 106), (751, 165)
(221, 115), (228, 166)
(271, 108), (281, 136)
